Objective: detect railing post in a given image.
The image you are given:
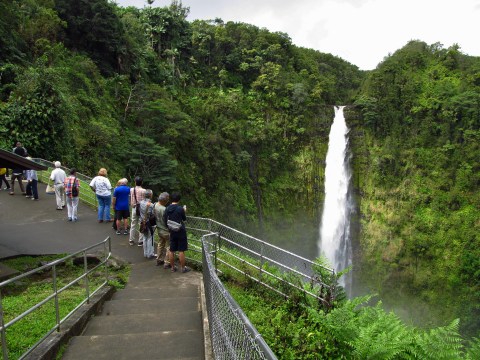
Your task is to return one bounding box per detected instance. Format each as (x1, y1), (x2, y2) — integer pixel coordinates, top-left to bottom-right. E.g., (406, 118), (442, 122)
(104, 240), (109, 284)
(214, 233), (220, 273)
(0, 290), (9, 360)
(83, 251), (90, 303)
(53, 265), (61, 331)
(259, 242), (265, 281)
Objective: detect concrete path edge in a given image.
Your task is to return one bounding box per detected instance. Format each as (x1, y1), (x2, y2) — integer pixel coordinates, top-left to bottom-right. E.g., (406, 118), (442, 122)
(200, 280), (214, 360)
(23, 286), (116, 360)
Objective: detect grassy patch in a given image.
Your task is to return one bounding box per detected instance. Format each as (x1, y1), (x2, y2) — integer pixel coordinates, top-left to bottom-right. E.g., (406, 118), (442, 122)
(0, 254), (130, 360)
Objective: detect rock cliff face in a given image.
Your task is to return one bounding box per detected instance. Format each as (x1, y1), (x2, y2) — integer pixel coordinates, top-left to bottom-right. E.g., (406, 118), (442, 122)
(343, 102), (480, 334)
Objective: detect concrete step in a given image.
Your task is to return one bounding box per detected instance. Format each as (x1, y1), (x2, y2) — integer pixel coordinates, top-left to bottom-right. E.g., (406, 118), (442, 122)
(83, 311), (202, 335)
(100, 297), (200, 316)
(124, 272), (201, 289)
(112, 286), (199, 300)
(62, 330), (204, 360)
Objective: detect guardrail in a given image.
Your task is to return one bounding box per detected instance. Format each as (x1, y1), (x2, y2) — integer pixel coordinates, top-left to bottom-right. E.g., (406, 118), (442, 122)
(0, 237), (111, 360)
(186, 217), (336, 306)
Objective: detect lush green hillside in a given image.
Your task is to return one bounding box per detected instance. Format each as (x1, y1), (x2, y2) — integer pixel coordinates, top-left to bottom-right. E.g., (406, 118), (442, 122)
(349, 40), (480, 335)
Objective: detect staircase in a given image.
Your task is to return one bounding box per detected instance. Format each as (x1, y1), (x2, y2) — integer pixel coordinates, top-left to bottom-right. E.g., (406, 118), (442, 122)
(62, 261), (206, 360)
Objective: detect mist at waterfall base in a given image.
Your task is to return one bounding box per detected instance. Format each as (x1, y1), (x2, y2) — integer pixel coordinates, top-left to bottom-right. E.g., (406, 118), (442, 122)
(319, 106), (353, 295)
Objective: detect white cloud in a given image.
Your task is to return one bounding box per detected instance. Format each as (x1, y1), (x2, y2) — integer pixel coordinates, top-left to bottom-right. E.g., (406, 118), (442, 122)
(114, 0), (480, 70)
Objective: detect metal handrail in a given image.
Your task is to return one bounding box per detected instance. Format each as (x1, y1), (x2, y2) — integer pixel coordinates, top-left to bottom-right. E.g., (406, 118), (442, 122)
(0, 237), (111, 360)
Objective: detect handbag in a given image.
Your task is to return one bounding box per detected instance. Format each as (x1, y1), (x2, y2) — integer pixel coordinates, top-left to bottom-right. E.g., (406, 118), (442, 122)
(167, 219), (182, 232)
(46, 181), (55, 194)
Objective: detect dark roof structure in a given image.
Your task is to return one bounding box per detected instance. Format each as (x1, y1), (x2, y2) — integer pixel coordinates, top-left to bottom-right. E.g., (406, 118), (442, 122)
(0, 149), (47, 171)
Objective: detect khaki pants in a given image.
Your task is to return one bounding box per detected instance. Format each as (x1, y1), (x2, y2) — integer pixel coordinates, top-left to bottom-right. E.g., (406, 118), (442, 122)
(54, 183), (65, 209)
(156, 231), (170, 263)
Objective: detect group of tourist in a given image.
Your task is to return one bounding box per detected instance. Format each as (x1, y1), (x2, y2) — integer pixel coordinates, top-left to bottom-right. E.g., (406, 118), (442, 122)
(3, 142), (190, 274)
(121, 176), (190, 273)
(50, 164), (190, 273)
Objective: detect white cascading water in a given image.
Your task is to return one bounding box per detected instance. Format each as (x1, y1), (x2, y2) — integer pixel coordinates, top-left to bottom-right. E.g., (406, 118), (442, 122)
(319, 106), (353, 293)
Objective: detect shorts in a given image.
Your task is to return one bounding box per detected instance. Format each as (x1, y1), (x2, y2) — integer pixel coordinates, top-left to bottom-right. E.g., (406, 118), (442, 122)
(169, 236), (188, 252)
(115, 209), (130, 220)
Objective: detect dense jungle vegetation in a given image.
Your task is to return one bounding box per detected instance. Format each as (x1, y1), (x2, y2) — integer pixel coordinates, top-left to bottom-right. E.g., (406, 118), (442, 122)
(1, 0), (479, 355)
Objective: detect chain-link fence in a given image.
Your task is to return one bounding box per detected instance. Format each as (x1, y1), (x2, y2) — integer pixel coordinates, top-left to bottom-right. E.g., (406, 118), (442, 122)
(202, 233), (277, 360)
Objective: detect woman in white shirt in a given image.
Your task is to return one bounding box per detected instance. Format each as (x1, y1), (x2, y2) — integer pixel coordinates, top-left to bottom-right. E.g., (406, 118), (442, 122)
(89, 168), (112, 223)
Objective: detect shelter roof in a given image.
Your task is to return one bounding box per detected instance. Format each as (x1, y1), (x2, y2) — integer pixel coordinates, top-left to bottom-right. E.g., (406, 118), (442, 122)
(0, 149), (47, 171)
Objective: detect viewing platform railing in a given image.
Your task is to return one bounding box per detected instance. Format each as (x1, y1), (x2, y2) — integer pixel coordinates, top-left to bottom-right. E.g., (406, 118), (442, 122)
(0, 237), (112, 360)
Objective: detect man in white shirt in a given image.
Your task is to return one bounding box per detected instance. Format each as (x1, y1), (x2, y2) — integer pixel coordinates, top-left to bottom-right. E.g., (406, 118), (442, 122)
(50, 161), (66, 210)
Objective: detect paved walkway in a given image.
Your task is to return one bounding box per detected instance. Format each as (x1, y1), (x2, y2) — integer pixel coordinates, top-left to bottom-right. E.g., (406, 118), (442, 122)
(0, 182), (207, 360)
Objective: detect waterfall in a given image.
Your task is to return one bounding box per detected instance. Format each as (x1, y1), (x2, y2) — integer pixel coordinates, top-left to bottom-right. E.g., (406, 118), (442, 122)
(319, 106), (353, 293)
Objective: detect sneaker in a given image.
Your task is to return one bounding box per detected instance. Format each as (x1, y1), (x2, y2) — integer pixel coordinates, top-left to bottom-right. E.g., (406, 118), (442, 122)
(129, 240), (134, 246)
(171, 266), (177, 273)
(25, 195), (32, 198)
(181, 267), (191, 273)
(116, 230), (121, 235)
(163, 263), (171, 269)
(32, 198), (38, 201)
(68, 217), (72, 221)
(56, 207), (62, 210)
(137, 242), (143, 247)
(156, 260), (165, 266)
(123, 230), (129, 235)
(9, 192), (14, 195)
(73, 218), (78, 222)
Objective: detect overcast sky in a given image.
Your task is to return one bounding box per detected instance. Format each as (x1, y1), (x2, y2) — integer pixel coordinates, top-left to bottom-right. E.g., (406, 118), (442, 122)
(114, 0), (480, 70)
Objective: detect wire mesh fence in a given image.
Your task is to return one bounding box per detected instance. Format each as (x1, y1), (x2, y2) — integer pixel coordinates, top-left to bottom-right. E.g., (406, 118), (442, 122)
(202, 233), (277, 360)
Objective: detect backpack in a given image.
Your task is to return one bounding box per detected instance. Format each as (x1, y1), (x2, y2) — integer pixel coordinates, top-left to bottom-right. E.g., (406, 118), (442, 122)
(72, 177), (79, 197)
(139, 203), (155, 233)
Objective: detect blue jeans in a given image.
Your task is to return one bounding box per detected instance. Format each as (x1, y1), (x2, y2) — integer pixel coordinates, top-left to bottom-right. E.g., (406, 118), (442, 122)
(26, 179), (38, 199)
(97, 195), (112, 221)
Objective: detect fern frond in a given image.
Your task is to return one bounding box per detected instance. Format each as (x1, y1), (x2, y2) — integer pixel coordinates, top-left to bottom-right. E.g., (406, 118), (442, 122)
(465, 336), (480, 360)
(416, 318), (463, 360)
